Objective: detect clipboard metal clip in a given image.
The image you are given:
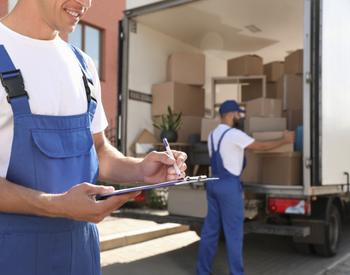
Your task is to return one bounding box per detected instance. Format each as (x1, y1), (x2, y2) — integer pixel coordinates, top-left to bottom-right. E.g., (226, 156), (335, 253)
(184, 175), (207, 181)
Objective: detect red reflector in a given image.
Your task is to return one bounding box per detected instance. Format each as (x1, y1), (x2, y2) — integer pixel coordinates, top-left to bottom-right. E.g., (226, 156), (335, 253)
(134, 190), (146, 202)
(268, 198), (310, 215)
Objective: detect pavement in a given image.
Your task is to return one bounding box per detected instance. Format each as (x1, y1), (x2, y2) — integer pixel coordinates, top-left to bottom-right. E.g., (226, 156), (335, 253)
(97, 209), (189, 253)
(98, 209), (350, 275)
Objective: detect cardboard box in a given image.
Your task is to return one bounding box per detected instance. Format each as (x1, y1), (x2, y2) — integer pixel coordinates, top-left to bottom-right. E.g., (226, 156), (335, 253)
(241, 81), (264, 102)
(166, 53), (205, 86)
(264, 61), (285, 82)
(245, 98), (282, 119)
(241, 149), (262, 183)
(129, 129), (159, 154)
(276, 74), (303, 110)
(252, 131), (294, 153)
(282, 109), (303, 131)
(154, 115), (202, 143)
(284, 49), (303, 75)
(245, 117), (286, 136)
(227, 55), (263, 76)
(241, 81), (278, 101)
(262, 152), (302, 185)
(266, 82), (278, 99)
(200, 118), (221, 142)
(168, 186), (207, 218)
(152, 81), (205, 116)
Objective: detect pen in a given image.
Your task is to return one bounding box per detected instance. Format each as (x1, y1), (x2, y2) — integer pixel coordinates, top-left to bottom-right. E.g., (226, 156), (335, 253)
(162, 138), (182, 178)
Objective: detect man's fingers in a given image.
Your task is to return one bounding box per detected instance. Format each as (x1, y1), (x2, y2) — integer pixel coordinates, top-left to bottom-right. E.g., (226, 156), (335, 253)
(97, 191), (141, 212)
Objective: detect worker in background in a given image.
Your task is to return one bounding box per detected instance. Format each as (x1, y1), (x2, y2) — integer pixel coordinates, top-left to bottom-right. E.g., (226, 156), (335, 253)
(0, 0), (187, 274)
(197, 100), (295, 275)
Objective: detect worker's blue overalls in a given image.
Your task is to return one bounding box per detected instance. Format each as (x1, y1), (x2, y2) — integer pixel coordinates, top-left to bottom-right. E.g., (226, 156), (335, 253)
(0, 45), (101, 275)
(197, 128), (246, 275)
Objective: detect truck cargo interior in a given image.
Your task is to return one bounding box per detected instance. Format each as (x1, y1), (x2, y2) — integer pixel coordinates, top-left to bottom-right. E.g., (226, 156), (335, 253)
(124, 0), (305, 186)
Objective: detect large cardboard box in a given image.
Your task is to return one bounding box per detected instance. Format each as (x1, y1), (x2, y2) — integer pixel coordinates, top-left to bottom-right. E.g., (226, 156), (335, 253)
(168, 186), (207, 218)
(284, 49), (303, 75)
(129, 129), (159, 154)
(200, 118), (221, 142)
(166, 53), (205, 86)
(245, 117), (286, 136)
(252, 131), (294, 153)
(241, 149), (262, 183)
(154, 115), (202, 143)
(264, 61), (284, 82)
(262, 152), (302, 185)
(152, 81), (205, 116)
(266, 82), (278, 98)
(282, 109), (303, 131)
(227, 55), (263, 76)
(241, 81), (263, 102)
(276, 74), (303, 110)
(245, 98), (282, 119)
(242, 81), (278, 101)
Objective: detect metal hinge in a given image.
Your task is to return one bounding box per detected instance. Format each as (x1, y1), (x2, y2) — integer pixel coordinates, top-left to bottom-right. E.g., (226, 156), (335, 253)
(306, 72), (312, 84)
(306, 158), (312, 168)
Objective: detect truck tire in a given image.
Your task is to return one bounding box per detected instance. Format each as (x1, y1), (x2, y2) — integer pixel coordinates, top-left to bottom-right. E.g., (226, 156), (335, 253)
(294, 243), (315, 255)
(314, 205), (341, 257)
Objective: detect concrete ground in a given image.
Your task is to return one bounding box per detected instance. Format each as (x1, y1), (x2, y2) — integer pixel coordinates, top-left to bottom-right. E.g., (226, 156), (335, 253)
(98, 212), (350, 275)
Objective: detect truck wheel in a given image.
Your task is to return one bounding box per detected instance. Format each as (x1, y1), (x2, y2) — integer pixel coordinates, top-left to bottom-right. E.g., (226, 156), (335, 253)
(314, 205), (341, 257)
(294, 243), (315, 255)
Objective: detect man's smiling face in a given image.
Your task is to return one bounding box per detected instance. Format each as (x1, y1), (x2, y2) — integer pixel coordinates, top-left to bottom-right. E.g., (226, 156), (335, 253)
(37, 0), (91, 34)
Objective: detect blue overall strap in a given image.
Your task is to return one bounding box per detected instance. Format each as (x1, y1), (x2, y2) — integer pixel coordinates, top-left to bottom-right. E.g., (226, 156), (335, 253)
(67, 44), (96, 102)
(210, 128), (231, 153)
(0, 45), (31, 114)
(210, 128), (232, 175)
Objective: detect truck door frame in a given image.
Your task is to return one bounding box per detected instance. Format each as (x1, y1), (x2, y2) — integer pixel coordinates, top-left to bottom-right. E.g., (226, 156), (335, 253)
(117, 0), (199, 155)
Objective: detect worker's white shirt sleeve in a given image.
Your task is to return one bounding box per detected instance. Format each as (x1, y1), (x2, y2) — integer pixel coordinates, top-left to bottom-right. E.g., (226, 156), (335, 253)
(208, 124), (255, 176)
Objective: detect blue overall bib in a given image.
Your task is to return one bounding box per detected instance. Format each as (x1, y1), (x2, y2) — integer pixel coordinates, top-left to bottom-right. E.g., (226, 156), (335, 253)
(0, 45), (101, 275)
(197, 128), (246, 275)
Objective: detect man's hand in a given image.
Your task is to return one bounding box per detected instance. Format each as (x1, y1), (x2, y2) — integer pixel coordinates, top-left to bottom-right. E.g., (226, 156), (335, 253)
(139, 150), (187, 183)
(283, 130), (296, 144)
(51, 183), (140, 224)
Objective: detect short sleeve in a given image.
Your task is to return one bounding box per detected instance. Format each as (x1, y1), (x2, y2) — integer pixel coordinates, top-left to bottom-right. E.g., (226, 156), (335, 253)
(85, 55), (108, 134)
(230, 129), (255, 149)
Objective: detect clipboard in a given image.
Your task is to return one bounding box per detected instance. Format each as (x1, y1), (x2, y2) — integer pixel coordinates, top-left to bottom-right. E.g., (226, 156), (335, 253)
(95, 176), (219, 200)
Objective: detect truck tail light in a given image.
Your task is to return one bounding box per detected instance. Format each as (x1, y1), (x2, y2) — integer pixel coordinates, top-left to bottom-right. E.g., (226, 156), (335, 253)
(268, 198), (310, 215)
(134, 190), (146, 202)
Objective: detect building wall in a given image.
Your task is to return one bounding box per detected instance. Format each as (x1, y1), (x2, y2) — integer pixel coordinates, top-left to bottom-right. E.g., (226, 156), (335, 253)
(81, 0), (125, 133)
(0, 0), (125, 140)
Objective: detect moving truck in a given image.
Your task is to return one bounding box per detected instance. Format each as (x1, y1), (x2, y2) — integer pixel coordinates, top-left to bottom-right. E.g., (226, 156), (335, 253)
(112, 0), (350, 257)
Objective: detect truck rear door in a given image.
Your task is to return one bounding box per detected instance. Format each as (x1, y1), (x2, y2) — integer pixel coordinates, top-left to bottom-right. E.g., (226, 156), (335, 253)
(309, 0), (350, 186)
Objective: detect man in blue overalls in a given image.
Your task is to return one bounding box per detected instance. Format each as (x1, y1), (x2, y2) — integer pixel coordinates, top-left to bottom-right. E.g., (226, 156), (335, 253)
(197, 100), (294, 275)
(0, 1), (187, 274)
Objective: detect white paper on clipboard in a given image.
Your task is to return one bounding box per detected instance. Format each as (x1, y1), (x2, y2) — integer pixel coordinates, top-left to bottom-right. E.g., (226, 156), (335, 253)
(95, 176), (219, 200)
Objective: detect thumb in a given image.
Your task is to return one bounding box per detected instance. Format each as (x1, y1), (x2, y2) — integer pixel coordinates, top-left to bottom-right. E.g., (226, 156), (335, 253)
(148, 151), (175, 165)
(90, 185), (115, 196)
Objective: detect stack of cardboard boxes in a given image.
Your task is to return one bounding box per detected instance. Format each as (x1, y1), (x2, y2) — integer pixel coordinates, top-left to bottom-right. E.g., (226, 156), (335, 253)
(278, 49), (303, 132)
(152, 53), (206, 142)
(242, 96), (302, 185)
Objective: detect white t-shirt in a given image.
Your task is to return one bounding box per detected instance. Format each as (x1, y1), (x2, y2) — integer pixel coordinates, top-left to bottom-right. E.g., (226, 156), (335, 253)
(0, 22), (108, 178)
(208, 124), (255, 176)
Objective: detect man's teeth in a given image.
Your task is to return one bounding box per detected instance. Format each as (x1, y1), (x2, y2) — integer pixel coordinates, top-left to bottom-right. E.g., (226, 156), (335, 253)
(66, 10), (79, 17)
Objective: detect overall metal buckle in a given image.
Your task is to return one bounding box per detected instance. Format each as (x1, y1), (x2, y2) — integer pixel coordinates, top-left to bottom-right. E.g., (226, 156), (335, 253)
(0, 69), (29, 104)
(82, 74), (96, 102)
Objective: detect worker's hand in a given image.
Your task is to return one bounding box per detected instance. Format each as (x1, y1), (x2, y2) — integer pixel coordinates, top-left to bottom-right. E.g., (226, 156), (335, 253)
(139, 150), (187, 183)
(53, 183), (140, 224)
(283, 130), (296, 144)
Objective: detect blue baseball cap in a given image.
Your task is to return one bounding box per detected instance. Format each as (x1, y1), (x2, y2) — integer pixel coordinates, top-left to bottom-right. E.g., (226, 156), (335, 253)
(219, 100), (245, 114)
